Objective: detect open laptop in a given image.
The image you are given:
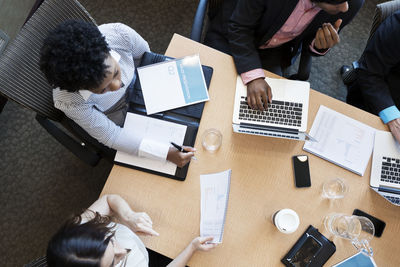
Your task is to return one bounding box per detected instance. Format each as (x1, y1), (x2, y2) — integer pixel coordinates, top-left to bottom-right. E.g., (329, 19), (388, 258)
(232, 76), (314, 141)
(370, 130), (400, 206)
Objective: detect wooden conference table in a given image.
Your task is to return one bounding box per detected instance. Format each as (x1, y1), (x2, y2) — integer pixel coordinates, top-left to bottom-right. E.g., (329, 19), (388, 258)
(101, 34), (400, 266)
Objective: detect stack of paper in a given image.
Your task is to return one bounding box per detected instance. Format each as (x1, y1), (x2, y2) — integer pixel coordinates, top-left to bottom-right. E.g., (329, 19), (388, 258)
(303, 105), (375, 176)
(200, 169), (231, 243)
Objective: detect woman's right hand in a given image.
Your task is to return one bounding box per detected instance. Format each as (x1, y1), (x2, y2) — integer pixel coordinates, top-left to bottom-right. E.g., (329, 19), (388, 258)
(190, 236), (218, 252)
(167, 146), (196, 167)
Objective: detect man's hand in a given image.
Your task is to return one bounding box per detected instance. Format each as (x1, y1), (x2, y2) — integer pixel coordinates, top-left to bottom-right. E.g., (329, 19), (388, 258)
(388, 118), (400, 144)
(167, 146), (196, 167)
(246, 78), (272, 110)
(314, 19), (342, 50)
(125, 211), (159, 236)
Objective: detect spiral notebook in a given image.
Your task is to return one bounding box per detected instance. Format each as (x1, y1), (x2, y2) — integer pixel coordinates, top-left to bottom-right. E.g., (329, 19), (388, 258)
(200, 169), (232, 243)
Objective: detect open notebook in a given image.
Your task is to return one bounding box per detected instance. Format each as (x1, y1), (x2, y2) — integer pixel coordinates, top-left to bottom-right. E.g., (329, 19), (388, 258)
(303, 105), (375, 176)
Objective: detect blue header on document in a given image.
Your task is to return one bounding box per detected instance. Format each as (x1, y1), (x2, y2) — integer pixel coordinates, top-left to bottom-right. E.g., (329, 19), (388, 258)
(176, 55), (209, 104)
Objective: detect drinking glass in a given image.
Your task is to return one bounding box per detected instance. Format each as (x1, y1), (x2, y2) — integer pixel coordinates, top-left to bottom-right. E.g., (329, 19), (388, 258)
(324, 213), (375, 256)
(202, 128), (222, 152)
(322, 178), (347, 199)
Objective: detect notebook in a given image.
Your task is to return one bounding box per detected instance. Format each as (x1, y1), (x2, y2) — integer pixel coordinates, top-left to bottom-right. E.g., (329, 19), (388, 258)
(232, 76), (315, 141)
(200, 169), (231, 243)
(303, 105), (375, 176)
(114, 52), (213, 181)
(370, 130), (400, 206)
(138, 54), (209, 115)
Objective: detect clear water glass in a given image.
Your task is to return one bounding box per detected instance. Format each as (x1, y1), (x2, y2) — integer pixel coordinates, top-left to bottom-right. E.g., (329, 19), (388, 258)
(324, 213), (375, 256)
(322, 178), (347, 199)
(202, 128), (222, 152)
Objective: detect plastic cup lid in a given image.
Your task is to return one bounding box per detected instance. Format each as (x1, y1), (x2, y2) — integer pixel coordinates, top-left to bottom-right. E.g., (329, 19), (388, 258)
(275, 209), (300, 234)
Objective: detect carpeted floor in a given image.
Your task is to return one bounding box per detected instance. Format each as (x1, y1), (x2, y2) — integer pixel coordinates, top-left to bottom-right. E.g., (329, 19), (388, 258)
(0, 0), (384, 266)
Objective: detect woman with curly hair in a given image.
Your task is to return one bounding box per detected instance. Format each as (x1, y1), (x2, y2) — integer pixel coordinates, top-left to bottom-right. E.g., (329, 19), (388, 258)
(47, 194), (216, 266)
(40, 20), (195, 167)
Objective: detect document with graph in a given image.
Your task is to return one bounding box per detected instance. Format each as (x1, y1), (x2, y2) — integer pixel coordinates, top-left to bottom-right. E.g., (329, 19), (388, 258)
(303, 105), (375, 176)
(200, 169), (231, 243)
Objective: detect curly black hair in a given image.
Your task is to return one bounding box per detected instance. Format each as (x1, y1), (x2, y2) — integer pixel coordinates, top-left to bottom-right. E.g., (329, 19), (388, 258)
(40, 20), (110, 92)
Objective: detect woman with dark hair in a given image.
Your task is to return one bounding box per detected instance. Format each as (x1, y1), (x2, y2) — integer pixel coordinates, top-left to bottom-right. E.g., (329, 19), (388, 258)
(47, 194), (216, 266)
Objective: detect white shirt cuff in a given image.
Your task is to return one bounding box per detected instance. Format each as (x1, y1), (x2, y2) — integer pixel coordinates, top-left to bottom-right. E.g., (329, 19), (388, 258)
(138, 138), (170, 161)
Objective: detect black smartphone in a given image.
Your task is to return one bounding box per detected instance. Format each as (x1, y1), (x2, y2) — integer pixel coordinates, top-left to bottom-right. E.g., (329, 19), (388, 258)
(292, 155), (311, 188)
(353, 209), (386, 237)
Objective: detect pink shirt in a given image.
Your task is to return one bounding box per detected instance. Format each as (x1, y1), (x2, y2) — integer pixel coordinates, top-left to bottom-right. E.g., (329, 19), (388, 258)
(241, 0), (325, 84)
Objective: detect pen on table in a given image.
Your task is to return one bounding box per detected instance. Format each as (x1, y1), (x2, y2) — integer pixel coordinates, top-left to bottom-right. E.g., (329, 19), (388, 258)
(170, 142), (197, 160)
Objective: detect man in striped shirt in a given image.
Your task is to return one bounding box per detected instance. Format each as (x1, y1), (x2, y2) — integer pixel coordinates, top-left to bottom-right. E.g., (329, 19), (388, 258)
(40, 20), (195, 167)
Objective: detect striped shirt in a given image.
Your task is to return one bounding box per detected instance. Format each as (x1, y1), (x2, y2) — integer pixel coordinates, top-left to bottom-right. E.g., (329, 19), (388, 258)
(53, 23), (170, 161)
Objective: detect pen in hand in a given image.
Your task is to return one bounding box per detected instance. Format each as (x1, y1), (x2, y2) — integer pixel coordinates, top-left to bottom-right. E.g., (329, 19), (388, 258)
(170, 142), (197, 160)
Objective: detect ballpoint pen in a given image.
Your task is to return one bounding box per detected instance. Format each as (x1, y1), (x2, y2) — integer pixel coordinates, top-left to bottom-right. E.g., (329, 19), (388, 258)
(170, 142), (198, 160)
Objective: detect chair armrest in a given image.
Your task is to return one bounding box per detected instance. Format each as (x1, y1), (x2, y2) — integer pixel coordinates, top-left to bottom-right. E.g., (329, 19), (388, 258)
(35, 114), (101, 166)
(190, 0), (209, 42)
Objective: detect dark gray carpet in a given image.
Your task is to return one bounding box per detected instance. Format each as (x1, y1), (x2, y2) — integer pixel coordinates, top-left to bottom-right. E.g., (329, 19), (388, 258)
(0, 0), (384, 266)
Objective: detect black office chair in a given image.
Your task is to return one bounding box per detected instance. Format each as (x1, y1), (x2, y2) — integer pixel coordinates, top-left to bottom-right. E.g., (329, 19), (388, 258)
(0, 0), (115, 167)
(341, 0), (400, 85)
(190, 0), (313, 81)
(0, 29), (9, 113)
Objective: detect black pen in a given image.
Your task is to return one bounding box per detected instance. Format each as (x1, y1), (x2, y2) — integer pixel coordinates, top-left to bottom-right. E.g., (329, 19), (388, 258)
(170, 142), (197, 160)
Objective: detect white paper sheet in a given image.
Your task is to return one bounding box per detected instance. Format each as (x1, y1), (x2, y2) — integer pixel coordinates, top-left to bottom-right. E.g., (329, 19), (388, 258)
(114, 113), (187, 175)
(303, 105), (375, 176)
(200, 169), (231, 243)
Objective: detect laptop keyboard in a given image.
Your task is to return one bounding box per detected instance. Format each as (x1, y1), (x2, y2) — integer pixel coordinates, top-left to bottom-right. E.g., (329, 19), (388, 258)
(381, 156), (400, 183)
(238, 97), (303, 127)
(383, 195), (400, 205)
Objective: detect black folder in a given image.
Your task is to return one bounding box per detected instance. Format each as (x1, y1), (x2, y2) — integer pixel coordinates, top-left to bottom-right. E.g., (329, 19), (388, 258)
(115, 52), (213, 181)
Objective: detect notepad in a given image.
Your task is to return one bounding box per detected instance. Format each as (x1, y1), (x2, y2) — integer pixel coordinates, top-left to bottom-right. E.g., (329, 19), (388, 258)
(303, 105), (375, 176)
(138, 54), (209, 115)
(200, 169), (231, 243)
(114, 113), (187, 175)
(332, 251), (377, 267)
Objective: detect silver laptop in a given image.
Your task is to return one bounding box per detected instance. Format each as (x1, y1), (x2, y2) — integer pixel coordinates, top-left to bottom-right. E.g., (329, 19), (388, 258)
(232, 76), (314, 141)
(370, 130), (400, 206)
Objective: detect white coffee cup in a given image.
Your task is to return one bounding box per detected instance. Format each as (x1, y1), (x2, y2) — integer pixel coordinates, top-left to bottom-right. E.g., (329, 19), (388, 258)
(272, 209), (300, 234)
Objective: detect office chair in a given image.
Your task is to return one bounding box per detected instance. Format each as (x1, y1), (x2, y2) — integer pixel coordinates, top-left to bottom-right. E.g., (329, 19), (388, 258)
(0, 29), (9, 113)
(341, 0), (400, 84)
(0, 0), (115, 166)
(190, 0), (312, 81)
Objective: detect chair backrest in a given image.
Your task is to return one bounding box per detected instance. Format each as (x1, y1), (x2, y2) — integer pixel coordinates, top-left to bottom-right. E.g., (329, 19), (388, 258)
(342, 0), (400, 85)
(368, 0), (400, 43)
(0, 0), (96, 121)
(0, 29), (9, 55)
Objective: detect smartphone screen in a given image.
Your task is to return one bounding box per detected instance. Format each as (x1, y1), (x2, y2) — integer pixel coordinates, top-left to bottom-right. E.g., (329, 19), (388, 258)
(292, 155), (311, 188)
(353, 209), (386, 237)
(289, 236), (322, 267)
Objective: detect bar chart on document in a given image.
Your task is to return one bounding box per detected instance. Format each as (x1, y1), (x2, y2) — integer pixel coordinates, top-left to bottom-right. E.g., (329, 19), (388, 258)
(200, 169), (231, 243)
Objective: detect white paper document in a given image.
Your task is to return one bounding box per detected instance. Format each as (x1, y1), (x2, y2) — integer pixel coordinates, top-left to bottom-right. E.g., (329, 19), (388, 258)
(138, 54), (209, 115)
(200, 169), (231, 243)
(303, 105), (375, 176)
(114, 113), (187, 175)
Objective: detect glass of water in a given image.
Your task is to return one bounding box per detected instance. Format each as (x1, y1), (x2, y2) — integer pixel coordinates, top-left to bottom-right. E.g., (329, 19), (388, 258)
(324, 213), (375, 256)
(202, 128), (222, 152)
(322, 178), (347, 199)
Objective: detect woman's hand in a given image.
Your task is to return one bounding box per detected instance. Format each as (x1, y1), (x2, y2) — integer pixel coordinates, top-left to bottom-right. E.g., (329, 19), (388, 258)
(190, 236), (218, 252)
(125, 211), (159, 236)
(167, 146), (196, 167)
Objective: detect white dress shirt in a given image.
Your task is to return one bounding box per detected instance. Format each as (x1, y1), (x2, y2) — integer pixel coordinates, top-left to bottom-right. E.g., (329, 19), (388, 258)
(53, 23), (170, 161)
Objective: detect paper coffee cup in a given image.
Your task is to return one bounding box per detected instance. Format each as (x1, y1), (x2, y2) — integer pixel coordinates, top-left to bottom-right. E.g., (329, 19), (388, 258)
(272, 209), (300, 234)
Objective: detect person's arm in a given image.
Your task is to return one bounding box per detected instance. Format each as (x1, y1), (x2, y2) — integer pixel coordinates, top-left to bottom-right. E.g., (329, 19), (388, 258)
(167, 237), (217, 267)
(356, 12), (400, 142)
(54, 94), (193, 167)
(83, 194), (159, 236)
